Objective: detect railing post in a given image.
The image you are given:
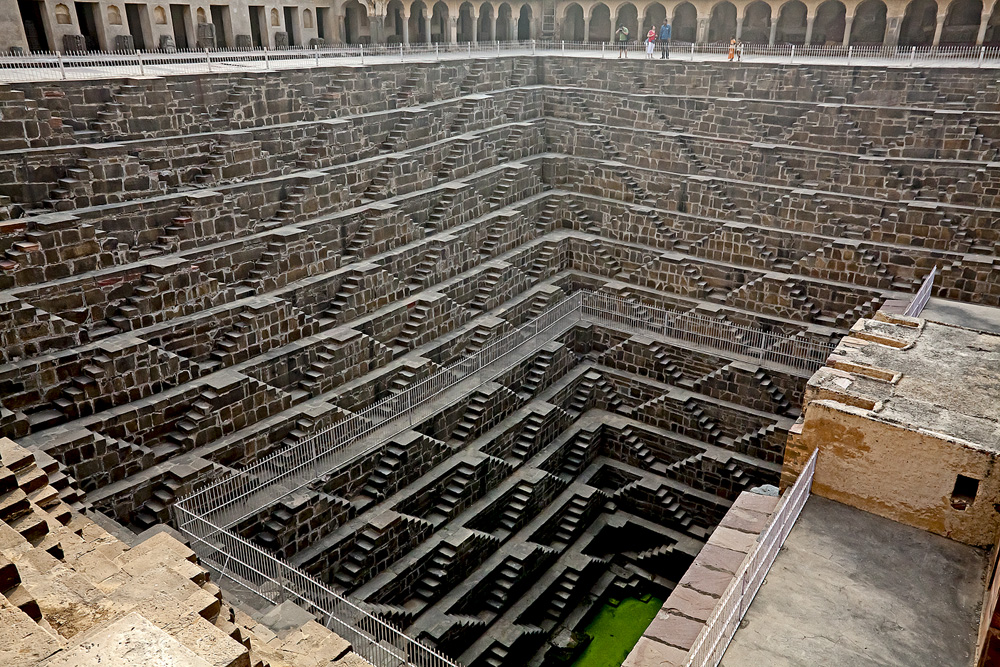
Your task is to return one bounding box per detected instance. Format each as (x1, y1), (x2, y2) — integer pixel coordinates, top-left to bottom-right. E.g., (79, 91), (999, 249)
(979, 45), (985, 67)
(436, 42), (440, 61)
(361, 44), (365, 64)
(790, 44), (795, 63)
(848, 45), (853, 65)
(263, 47), (269, 70)
(909, 45), (915, 67)
(532, 39), (536, 55)
(400, 42), (404, 61)
(315, 44), (320, 66)
(205, 48), (212, 72)
(602, 41), (605, 58)
(56, 50), (66, 80)
(691, 43), (695, 61)
(136, 49), (145, 75)
(562, 40), (565, 54)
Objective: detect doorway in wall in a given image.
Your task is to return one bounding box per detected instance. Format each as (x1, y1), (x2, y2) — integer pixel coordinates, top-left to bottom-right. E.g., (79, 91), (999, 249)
(125, 3), (148, 50)
(210, 5), (228, 47)
(316, 7), (327, 39)
(249, 5), (265, 46)
(283, 6), (297, 44)
(170, 4), (190, 48)
(17, 0), (50, 51)
(75, 2), (101, 51)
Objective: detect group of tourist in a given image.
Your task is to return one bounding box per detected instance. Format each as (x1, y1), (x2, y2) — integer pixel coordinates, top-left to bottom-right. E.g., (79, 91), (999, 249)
(613, 21), (743, 62)
(614, 21), (671, 59)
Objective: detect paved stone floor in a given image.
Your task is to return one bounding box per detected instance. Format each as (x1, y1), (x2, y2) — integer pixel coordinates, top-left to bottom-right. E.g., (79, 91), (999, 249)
(721, 496), (987, 667)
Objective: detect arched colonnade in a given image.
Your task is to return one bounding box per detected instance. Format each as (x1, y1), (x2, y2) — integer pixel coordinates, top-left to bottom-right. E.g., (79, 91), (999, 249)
(556, 0), (1000, 46)
(339, 0), (537, 44)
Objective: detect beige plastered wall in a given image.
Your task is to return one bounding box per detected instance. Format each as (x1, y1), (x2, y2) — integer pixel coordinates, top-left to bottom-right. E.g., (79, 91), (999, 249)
(783, 399), (1000, 548)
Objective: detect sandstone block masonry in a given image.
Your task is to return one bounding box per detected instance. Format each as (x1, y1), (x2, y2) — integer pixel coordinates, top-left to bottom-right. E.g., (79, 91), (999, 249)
(0, 56), (998, 667)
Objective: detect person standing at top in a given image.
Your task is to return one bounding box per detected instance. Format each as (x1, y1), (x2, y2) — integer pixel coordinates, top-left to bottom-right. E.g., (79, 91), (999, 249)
(659, 20), (671, 59)
(645, 25), (656, 59)
(728, 38), (737, 61)
(616, 24), (630, 58)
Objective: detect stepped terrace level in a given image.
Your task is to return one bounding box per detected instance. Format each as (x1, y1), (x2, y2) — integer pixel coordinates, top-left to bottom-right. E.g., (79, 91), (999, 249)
(1, 56), (1000, 666)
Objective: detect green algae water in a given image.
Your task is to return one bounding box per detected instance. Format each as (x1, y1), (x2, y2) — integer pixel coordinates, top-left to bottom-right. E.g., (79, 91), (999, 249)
(571, 595), (665, 667)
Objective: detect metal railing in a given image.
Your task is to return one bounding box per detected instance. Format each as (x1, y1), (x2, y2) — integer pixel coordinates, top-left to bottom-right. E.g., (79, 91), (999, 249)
(173, 291), (836, 667)
(683, 447), (819, 667)
(903, 266), (938, 317)
(2, 40), (998, 82)
(582, 291), (835, 371)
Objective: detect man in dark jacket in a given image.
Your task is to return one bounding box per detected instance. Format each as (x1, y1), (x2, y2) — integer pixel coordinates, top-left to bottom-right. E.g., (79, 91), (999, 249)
(659, 21), (671, 59)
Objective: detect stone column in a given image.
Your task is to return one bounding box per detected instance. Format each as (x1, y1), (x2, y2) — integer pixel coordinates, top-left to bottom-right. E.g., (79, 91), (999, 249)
(450, 16), (458, 43)
(402, 9), (409, 44)
(585, 15), (591, 41)
(804, 12), (815, 44)
(424, 14), (432, 43)
(735, 8), (744, 39)
(768, 20), (777, 45)
(489, 15), (496, 41)
(977, 5), (993, 44)
(843, 14), (853, 46)
(471, 9), (478, 43)
(932, 12), (946, 46)
(697, 17), (709, 42)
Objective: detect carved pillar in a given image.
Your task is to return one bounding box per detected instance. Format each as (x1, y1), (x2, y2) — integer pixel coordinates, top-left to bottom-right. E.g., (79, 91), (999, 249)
(932, 12), (946, 46)
(736, 8), (744, 38)
(804, 12), (815, 44)
(450, 16), (458, 42)
(402, 9), (409, 44)
(843, 14), (853, 45)
(884, 15), (903, 45)
(977, 3), (994, 44)
(425, 13), (432, 42)
(768, 19), (777, 44)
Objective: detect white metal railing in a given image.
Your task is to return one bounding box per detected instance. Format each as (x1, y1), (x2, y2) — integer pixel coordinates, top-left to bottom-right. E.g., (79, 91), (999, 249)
(903, 266), (937, 317)
(2, 41), (999, 82)
(683, 447), (819, 667)
(172, 291), (836, 667)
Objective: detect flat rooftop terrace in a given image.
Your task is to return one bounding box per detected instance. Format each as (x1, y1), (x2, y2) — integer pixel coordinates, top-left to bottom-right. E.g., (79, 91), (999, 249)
(720, 496), (987, 667)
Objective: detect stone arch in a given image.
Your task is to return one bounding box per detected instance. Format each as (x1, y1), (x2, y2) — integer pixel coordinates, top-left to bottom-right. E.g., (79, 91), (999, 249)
(55, 2), (73, 23)
(589, 3), (612, 40)
(985, 0), (1000, 44)
(458, 1), (475, 41)
(741, 0), (772, 42)
(616, 3), (639, 40)
(643, 3), (667, 33)
(563, 2), (586, 39)
(497, 2), (512, 40)
(431, 1), (449, 41)
(776, 0), (808, 43)
(409, 0), (428, 42)
(708, 0), (737, 41)
(812, 0), (846, 43)
(478, 1), (494, 40)
(899, 0), (937, 45)
(849, 0), (887, 43)
(343, 0), (369, 42)
(108, 4), (122, 25)
(941, 0), (982, 44)
(386, 0), (405, 41)
(673, 1), (697, 40)
(518, 3), (532, 39)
